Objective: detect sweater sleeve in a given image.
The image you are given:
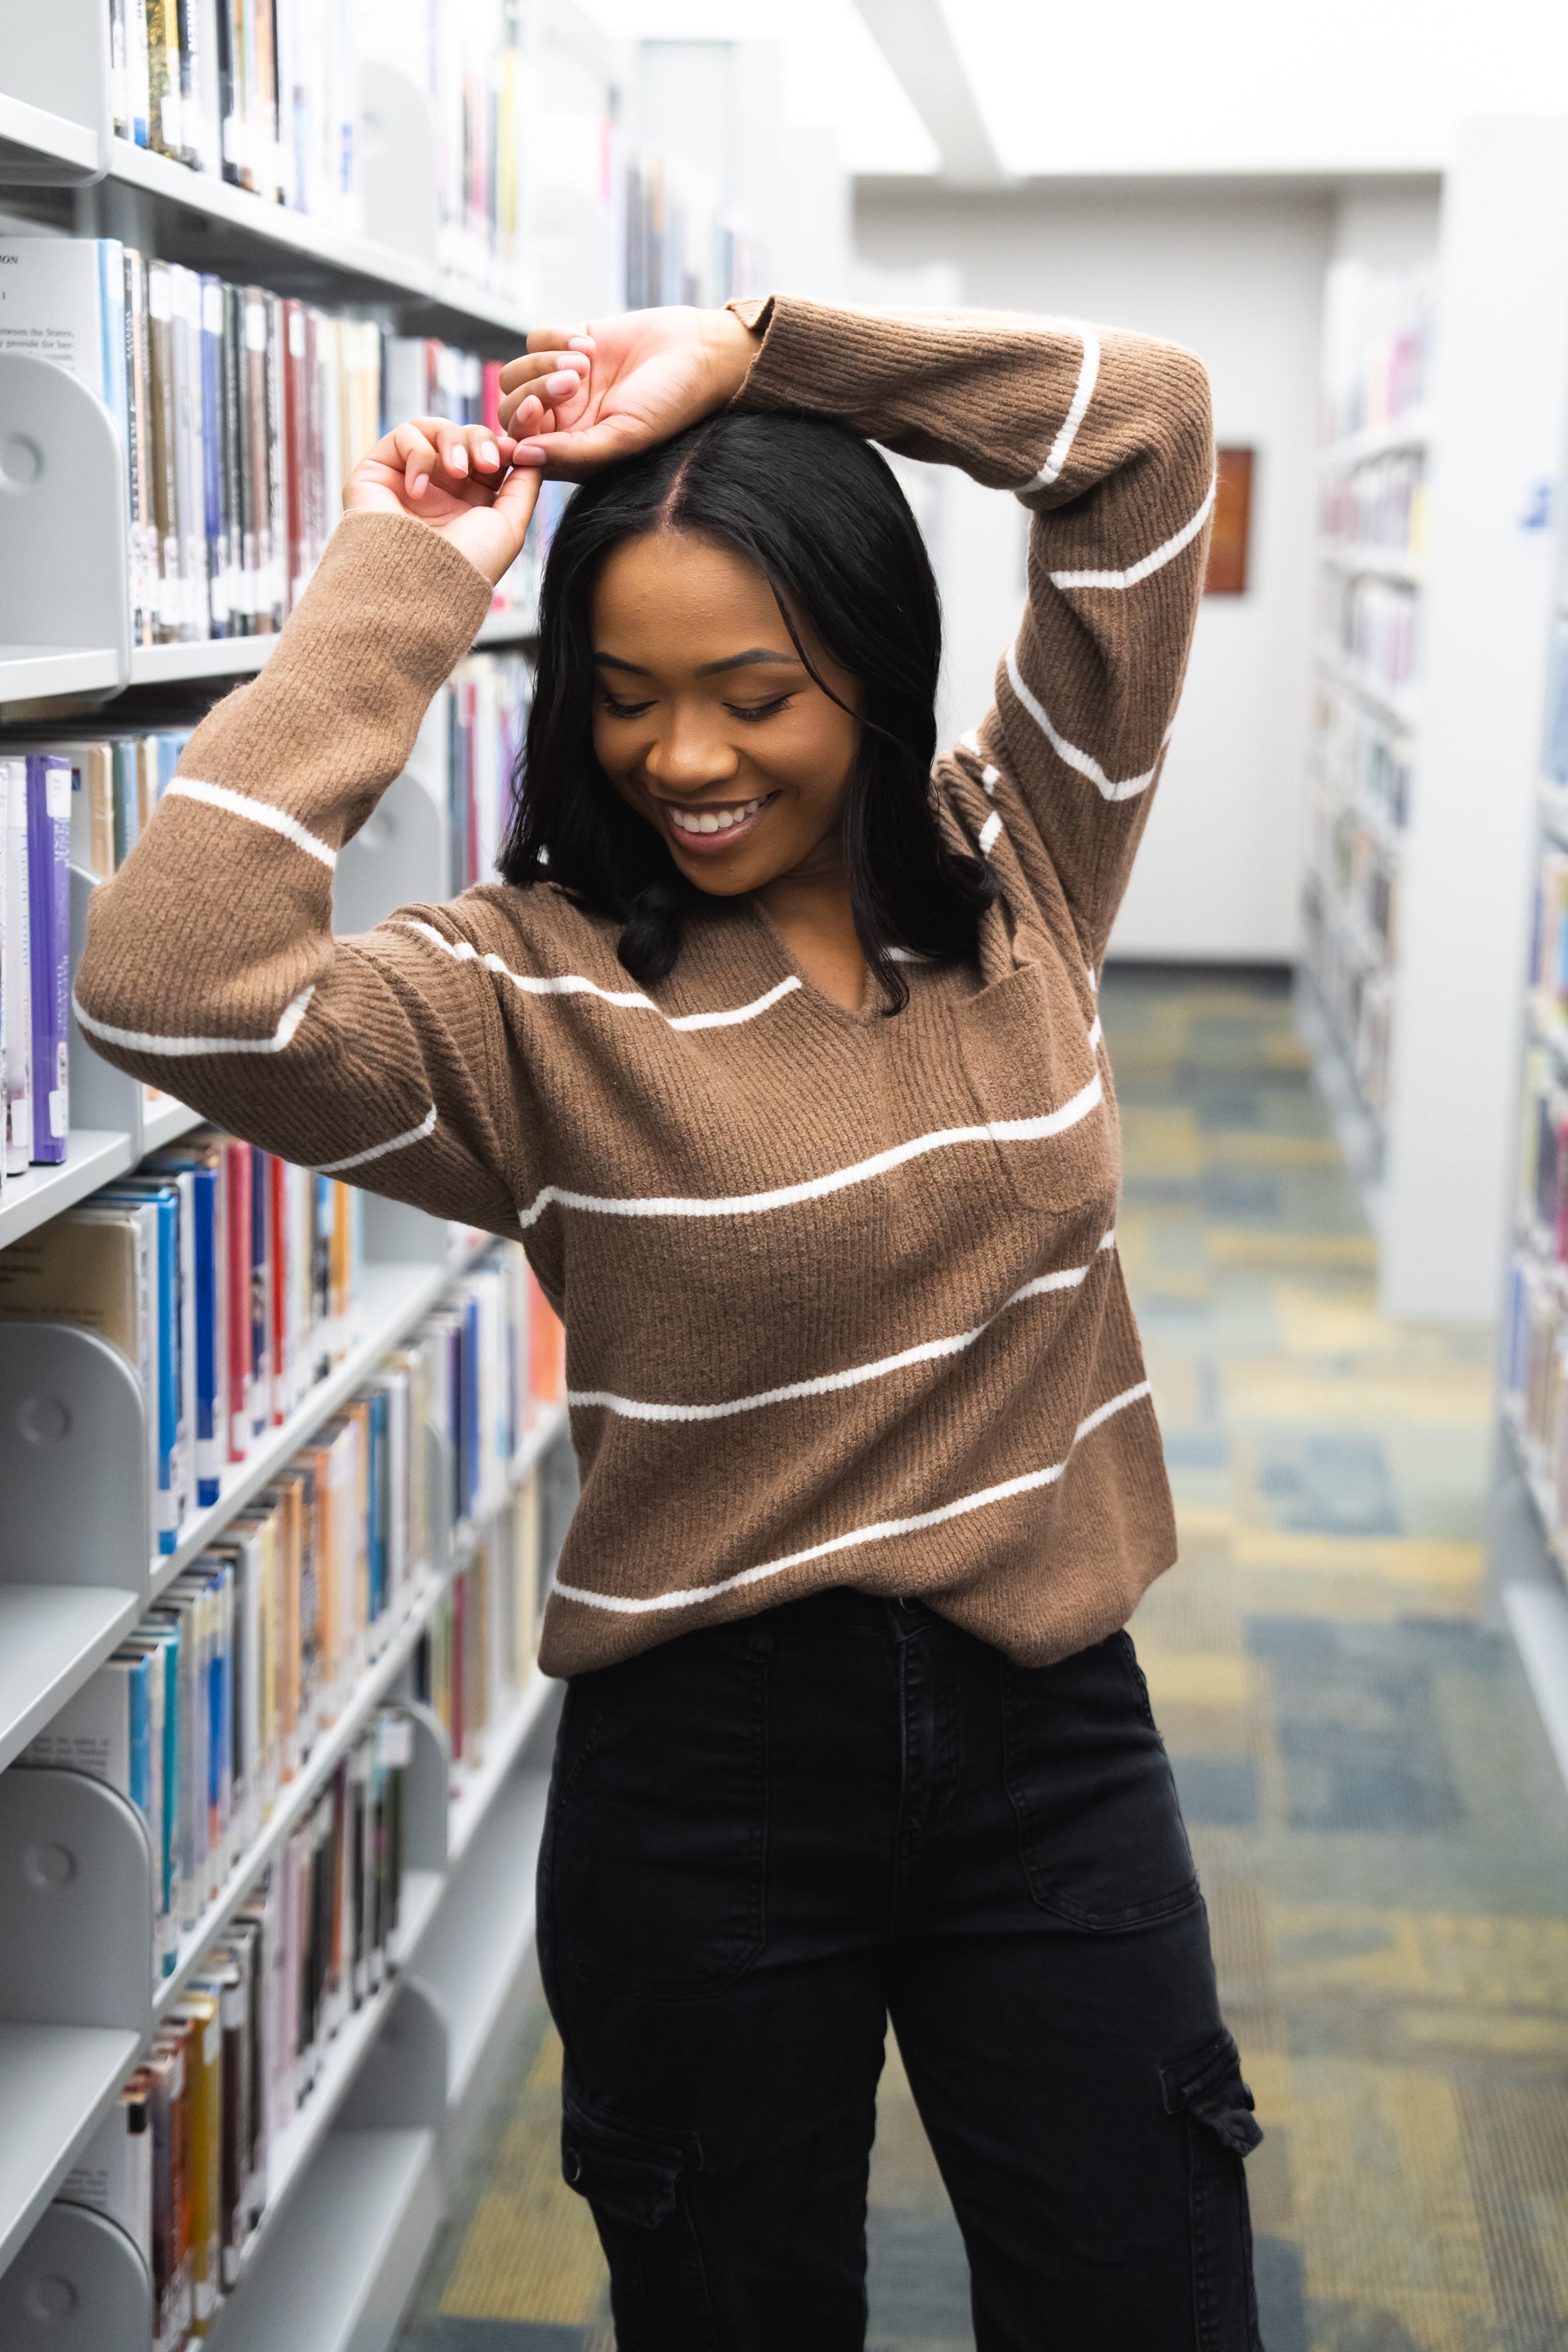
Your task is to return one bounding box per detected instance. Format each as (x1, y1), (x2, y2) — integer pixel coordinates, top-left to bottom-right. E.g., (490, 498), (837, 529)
(74, 508), (526, 1235)
(728, 293), (1214, 968)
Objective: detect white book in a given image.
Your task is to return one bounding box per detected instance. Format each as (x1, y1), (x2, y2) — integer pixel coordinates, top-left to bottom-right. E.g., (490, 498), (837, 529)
(60, 2078), (154, 2268)
(0, 238), (123, 401)
(2, 760), (31, 1178)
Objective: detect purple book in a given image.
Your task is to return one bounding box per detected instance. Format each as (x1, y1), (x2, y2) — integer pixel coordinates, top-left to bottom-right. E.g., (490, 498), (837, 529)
(27, 754), (71, 1164)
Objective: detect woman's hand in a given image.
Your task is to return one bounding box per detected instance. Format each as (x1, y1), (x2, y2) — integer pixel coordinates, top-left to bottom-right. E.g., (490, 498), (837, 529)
(497, 307), (759, 478)
(343, 415), (557, 587)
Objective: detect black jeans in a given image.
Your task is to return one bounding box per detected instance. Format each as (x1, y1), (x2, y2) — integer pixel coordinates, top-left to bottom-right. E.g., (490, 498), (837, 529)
(537, 1588), (1263, 2350)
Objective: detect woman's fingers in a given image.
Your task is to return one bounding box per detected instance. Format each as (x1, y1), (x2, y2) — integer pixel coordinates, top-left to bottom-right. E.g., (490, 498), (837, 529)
(496, 354), (590, 435)
(392, 419), (517, 496)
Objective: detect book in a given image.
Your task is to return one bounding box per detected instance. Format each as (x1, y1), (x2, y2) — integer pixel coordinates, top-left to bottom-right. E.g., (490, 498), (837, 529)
(2, 760), (31, 1176)
(26, 754), (71, 1163)
(61, 2070), (155, 2270)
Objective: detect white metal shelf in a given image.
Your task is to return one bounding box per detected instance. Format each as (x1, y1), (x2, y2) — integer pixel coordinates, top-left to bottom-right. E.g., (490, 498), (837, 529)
(0, 1130), (140, 1250)
(419, 1762), (552, 2107)
(109, 139), (531, 338)
(1313, 648), (1421, 735)
(474, 608), (539, 649)
(1317, 409), (1432, 470)
(201, 2126), (440, 2352)
(112, 610), (530, 695)
(445, 1663), (557, 1868)
(137, 1095), (204, 1154)
(0, 1586), (144, 1778)
(0, 646), (121, 706)
(127, 637), (275, 688)
(0, 2023), (143, 2278)
(0, 89), (98, 180)
(1316, 539), (1423, 586)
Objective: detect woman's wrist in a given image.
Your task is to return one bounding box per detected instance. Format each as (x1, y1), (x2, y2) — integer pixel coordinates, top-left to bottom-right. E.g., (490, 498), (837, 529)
(704, 306), (761, 408)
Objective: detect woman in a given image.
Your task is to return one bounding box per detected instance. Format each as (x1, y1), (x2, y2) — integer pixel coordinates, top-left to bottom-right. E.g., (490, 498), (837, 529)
(77, 295), (1261, 2349)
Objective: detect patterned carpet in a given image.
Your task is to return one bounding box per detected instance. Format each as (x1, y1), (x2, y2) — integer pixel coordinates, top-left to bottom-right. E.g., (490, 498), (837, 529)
(397, 966), (1568, 2352)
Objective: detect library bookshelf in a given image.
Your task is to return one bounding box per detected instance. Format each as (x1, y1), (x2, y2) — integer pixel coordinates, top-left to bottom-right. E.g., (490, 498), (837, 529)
(1487, 440), (1568, 1798)
(1297, 122), (1568, 1321)
(0, 0), (592, 2299)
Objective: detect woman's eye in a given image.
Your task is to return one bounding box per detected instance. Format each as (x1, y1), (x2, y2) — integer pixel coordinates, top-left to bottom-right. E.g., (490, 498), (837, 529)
(601, 695), (654, 720)
(728, 696), (793, 724)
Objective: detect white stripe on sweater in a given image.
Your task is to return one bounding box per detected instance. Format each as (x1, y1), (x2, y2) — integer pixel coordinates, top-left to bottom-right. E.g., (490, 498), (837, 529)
(1018, 328), (1102, 493)
(568, 1232), (1116, 1424)
(399, 920), (802, 1029)
(978, 809), (1004, 856)
(518, 1069), (1104, 1230)
(73, 985), (315, 1058)
(1004, 646), (1164, 804)
(164, 778), (337, 869)
(553, 1375), (1152, 1616)
(1048, 474), (1217, 592)
(313, 1104), (437, 1173)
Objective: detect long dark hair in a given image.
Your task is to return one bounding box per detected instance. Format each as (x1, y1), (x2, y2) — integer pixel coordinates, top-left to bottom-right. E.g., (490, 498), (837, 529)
(498, 408), (996, 1013)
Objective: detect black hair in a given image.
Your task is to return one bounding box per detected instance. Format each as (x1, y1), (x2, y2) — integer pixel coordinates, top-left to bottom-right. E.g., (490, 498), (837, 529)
(497, 408), (997, 1013)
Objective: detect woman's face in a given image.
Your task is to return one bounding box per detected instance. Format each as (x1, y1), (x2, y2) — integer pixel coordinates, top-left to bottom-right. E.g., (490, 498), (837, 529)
(590, 530), (862, 897)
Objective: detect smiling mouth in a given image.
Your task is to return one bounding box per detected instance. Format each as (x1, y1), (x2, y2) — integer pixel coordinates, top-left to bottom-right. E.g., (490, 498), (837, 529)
(661, 793), (777, 848)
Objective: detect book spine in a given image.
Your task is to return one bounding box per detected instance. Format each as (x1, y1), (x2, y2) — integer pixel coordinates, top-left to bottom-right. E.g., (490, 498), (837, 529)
(147, 263), (181, 644)
(171, 267), (207, 641)
(25, 756), (71, 1162)
(193, 1164), (220, 1501)
(221, 283), (245, 634)
(2, 763), (31, 1177)
(264, 291), (287, 629)
(200, 278), (227, 637)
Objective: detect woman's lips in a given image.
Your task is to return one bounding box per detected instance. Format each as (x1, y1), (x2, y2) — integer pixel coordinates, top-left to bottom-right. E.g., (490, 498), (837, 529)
(660, 792), (777, 854)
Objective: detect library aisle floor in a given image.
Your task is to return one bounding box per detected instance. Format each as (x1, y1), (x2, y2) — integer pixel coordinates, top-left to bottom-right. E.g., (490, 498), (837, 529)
(394, 968), (1568, 2352)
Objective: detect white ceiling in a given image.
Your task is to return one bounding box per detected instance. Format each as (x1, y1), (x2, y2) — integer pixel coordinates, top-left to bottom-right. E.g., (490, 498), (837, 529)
(586, 0), (1568, 181)
(949, 0), (1568, 178)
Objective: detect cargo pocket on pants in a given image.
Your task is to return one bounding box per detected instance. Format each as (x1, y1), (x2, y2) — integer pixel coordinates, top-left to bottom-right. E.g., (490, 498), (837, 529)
(561, 2072), (718, 2352)
(1160, 2029), (1264, 2352)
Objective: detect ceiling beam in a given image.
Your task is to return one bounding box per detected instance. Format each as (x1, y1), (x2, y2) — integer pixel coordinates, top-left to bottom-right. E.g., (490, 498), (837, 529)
(851, 0), (1006, 184)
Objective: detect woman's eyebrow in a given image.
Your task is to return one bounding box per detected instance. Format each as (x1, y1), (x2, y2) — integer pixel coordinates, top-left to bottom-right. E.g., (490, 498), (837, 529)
(695, 649), (800, 677)
(593, 648), (803, 677)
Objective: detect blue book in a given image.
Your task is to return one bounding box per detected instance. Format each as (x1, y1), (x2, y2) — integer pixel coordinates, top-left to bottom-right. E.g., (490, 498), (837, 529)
(25, 756), (71, 1164)
(98, 1181), (183, 1549)
(367, 1387), (388, 1623)
(151, 1152), (221, 1504)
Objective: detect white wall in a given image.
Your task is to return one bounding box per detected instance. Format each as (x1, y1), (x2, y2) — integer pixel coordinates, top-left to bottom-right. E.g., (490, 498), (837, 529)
(855, 180), (1352, 963)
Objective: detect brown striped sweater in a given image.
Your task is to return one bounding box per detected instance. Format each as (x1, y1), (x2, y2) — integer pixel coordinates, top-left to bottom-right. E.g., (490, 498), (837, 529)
(75, 295), (1214, 1678)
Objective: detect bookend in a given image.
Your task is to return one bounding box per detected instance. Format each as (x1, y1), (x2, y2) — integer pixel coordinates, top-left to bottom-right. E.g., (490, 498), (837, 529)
(338, 1979), (448, 2135)
(357, 64), (440, 267)
(0, 357), (129, 683)
(0, 0), (111, 187)
(400, 1703), (452, 1877)
(0, 2201), (153, 2351)
(0, 1321), (150, 1597)
(0, 1768), (153, 2034)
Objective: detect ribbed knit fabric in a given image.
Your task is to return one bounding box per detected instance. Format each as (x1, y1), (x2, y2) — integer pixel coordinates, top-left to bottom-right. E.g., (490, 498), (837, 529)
(75, 296), (1214, 1677)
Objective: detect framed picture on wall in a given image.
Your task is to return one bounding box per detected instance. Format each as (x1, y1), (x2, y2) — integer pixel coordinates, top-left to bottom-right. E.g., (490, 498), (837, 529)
(1205, 448), (1254, 594)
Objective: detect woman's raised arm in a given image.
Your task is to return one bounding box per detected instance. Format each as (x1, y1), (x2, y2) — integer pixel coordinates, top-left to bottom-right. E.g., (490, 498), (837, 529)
(717, 295), (1214, 971)
(73, 416), (564, 1232)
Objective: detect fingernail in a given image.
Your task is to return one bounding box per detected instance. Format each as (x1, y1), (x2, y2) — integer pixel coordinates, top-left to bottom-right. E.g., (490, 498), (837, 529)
(410, 475), (428, 496)
(546, 371), (578, 395)
(450, 448), (468, 473)
(479, 441), (499, 467)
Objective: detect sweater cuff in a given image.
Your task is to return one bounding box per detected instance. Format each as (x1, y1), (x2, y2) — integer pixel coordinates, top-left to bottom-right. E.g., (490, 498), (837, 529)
(275, 507), (499, 706)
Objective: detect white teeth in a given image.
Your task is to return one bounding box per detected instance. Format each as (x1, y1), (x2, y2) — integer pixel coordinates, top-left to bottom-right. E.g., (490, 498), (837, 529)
(670, 798), (764, 837)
